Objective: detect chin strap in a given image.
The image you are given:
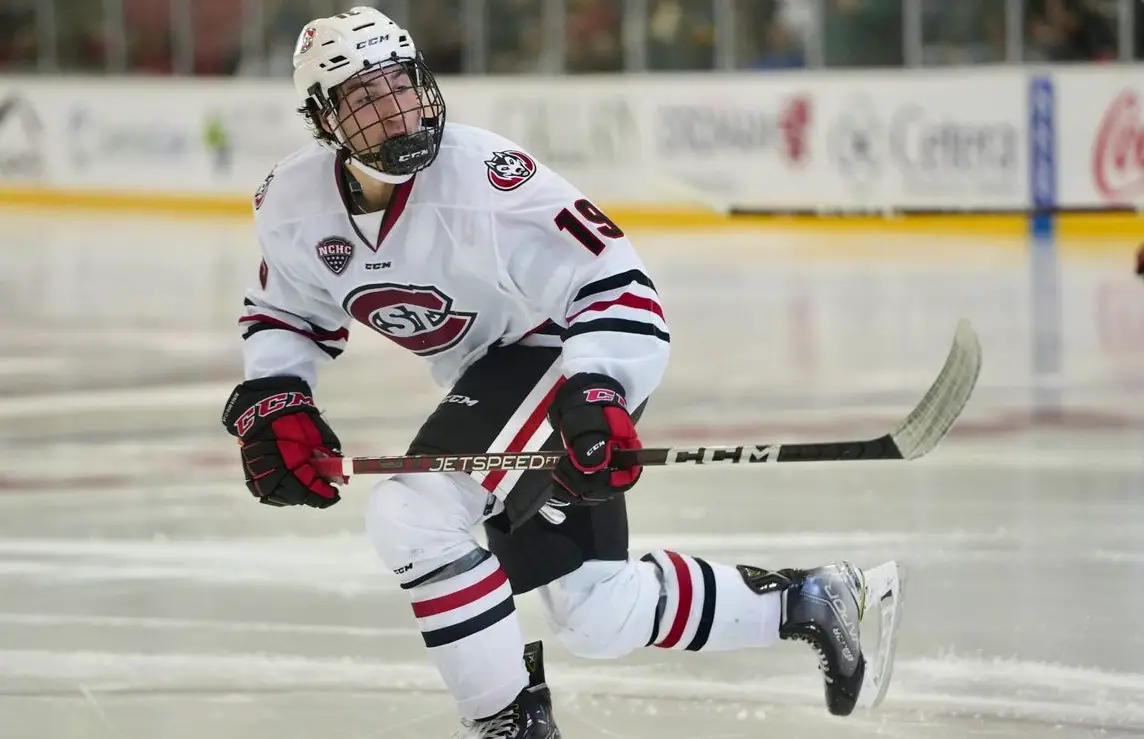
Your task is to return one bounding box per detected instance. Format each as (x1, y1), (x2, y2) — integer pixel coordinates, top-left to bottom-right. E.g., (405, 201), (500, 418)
(321, 113), (414, 187)
(343, 167), (371, 215)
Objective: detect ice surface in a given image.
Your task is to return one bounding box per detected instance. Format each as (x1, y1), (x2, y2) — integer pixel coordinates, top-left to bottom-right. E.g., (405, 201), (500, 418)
(0, 211), (1141, 738)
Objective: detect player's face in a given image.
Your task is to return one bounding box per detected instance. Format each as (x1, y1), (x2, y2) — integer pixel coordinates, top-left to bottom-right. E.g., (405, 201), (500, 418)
(334, 65), (422, 155)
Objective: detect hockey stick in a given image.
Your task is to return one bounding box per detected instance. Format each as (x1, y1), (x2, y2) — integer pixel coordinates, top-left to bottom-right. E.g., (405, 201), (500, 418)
(314, 319), (982, 481)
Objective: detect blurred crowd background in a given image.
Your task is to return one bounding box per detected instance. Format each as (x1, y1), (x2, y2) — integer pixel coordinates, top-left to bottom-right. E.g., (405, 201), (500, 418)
(0, 0), (1137, 77)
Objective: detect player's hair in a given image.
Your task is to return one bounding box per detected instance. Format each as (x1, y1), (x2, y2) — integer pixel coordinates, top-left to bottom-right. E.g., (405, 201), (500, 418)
(296, 99), (334, 146)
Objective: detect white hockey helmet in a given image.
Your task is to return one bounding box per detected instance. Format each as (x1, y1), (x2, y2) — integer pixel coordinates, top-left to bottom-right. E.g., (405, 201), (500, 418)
(292, 6), (445, 184)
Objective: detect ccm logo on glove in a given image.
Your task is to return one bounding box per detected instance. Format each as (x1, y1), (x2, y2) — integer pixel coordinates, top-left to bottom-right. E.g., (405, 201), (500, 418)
(545, 373), (642, 506)
(232, 391), (315, 436)
(583, 388), (626, 406)
(221, 375), (343, 509)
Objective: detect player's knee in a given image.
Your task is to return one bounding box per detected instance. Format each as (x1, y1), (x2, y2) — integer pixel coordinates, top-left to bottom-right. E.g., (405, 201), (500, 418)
(541, 559), (661, 660)
(364, 473), (480, 576)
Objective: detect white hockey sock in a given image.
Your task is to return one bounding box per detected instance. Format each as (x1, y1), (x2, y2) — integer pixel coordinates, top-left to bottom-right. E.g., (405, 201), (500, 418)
(404, 549), (528, 719)
(641, 550), (782, 652)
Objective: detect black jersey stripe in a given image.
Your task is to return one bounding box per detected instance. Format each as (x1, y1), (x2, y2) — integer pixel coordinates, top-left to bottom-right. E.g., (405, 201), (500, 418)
(573, 270), (657, 303)
(563, 318), (670, 343)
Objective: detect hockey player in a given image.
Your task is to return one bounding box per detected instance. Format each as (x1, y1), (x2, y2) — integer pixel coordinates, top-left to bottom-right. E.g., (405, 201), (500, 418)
(220, 7), (903, 738)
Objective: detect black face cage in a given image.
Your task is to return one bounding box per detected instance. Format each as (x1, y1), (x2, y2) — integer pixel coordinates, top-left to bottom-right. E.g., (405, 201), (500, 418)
(302, 53), (445, 178)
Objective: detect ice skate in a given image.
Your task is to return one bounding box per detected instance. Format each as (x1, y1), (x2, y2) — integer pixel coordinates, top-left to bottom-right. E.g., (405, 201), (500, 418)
(740, 559), (904, 716)
(780, 560), (904, 716)
(451, 641), (560, 739)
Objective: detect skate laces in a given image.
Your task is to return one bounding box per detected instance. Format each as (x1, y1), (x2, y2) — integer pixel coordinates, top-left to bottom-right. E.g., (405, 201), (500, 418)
(473, 705), (521, 739)
(790, 631), (834, 684)
(811, 640), (832, 681)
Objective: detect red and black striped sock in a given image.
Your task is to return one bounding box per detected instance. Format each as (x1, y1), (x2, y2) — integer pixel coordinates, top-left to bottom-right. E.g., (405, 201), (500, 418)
(641, 550), (783, 652)
(403, 548), (528, 719)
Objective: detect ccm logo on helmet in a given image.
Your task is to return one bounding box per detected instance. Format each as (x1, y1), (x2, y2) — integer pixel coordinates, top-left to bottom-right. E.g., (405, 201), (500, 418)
(355, 34), (391, 49)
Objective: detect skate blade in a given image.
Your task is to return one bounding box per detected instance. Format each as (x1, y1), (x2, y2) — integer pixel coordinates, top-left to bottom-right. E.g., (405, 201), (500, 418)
(857, 560), (905, 711)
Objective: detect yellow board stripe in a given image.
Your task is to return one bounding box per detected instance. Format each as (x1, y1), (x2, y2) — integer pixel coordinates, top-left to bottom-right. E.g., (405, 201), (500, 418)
(0, 187), (253, 219)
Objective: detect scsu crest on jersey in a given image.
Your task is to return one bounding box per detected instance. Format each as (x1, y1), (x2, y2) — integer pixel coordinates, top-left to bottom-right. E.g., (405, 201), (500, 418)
(485, 150), (536, 191)
(343, 283), (476, 356)
(316, 236), (354, 275)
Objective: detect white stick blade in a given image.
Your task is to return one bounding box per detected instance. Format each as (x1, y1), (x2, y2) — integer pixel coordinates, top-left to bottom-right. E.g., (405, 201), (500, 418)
(889, 319), (983, 460)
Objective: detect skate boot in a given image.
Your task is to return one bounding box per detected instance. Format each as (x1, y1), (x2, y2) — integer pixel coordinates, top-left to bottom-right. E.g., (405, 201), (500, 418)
(739, 560), (904, 716)
(451, 641), (560, 739)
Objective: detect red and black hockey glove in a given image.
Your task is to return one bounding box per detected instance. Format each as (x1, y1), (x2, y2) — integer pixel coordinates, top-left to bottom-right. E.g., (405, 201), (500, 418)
(546, 373), (642, 506)
(221, 376), (343, 508)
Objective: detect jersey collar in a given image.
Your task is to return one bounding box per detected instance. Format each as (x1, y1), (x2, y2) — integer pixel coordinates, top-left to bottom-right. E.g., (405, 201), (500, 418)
(334, 150), (416, 252)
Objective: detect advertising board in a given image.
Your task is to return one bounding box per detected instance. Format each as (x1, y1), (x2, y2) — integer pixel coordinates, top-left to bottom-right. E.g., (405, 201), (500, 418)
(427, 71), (1029, 211)
(0, 68), (1142, 214)
(1054, 66), (1144, 209)
(0, 79), (308, 196)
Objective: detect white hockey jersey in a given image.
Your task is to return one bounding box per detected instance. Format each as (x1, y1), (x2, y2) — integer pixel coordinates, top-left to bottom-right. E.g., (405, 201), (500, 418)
(240, 123), (671, 407)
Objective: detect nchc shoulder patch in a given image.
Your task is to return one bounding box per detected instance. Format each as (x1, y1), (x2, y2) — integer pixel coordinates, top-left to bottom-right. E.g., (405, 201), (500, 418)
(316, 236), (355, 275)
(485, 150), (537, 191)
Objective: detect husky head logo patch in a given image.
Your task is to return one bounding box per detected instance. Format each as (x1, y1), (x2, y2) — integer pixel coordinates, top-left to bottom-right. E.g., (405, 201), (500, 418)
(316, 237), (354, 275)
(485, 150), (537, 191)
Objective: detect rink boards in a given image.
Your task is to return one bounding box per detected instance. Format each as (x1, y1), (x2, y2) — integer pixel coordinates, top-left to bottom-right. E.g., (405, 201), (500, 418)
(4, 67), (1144, 237)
